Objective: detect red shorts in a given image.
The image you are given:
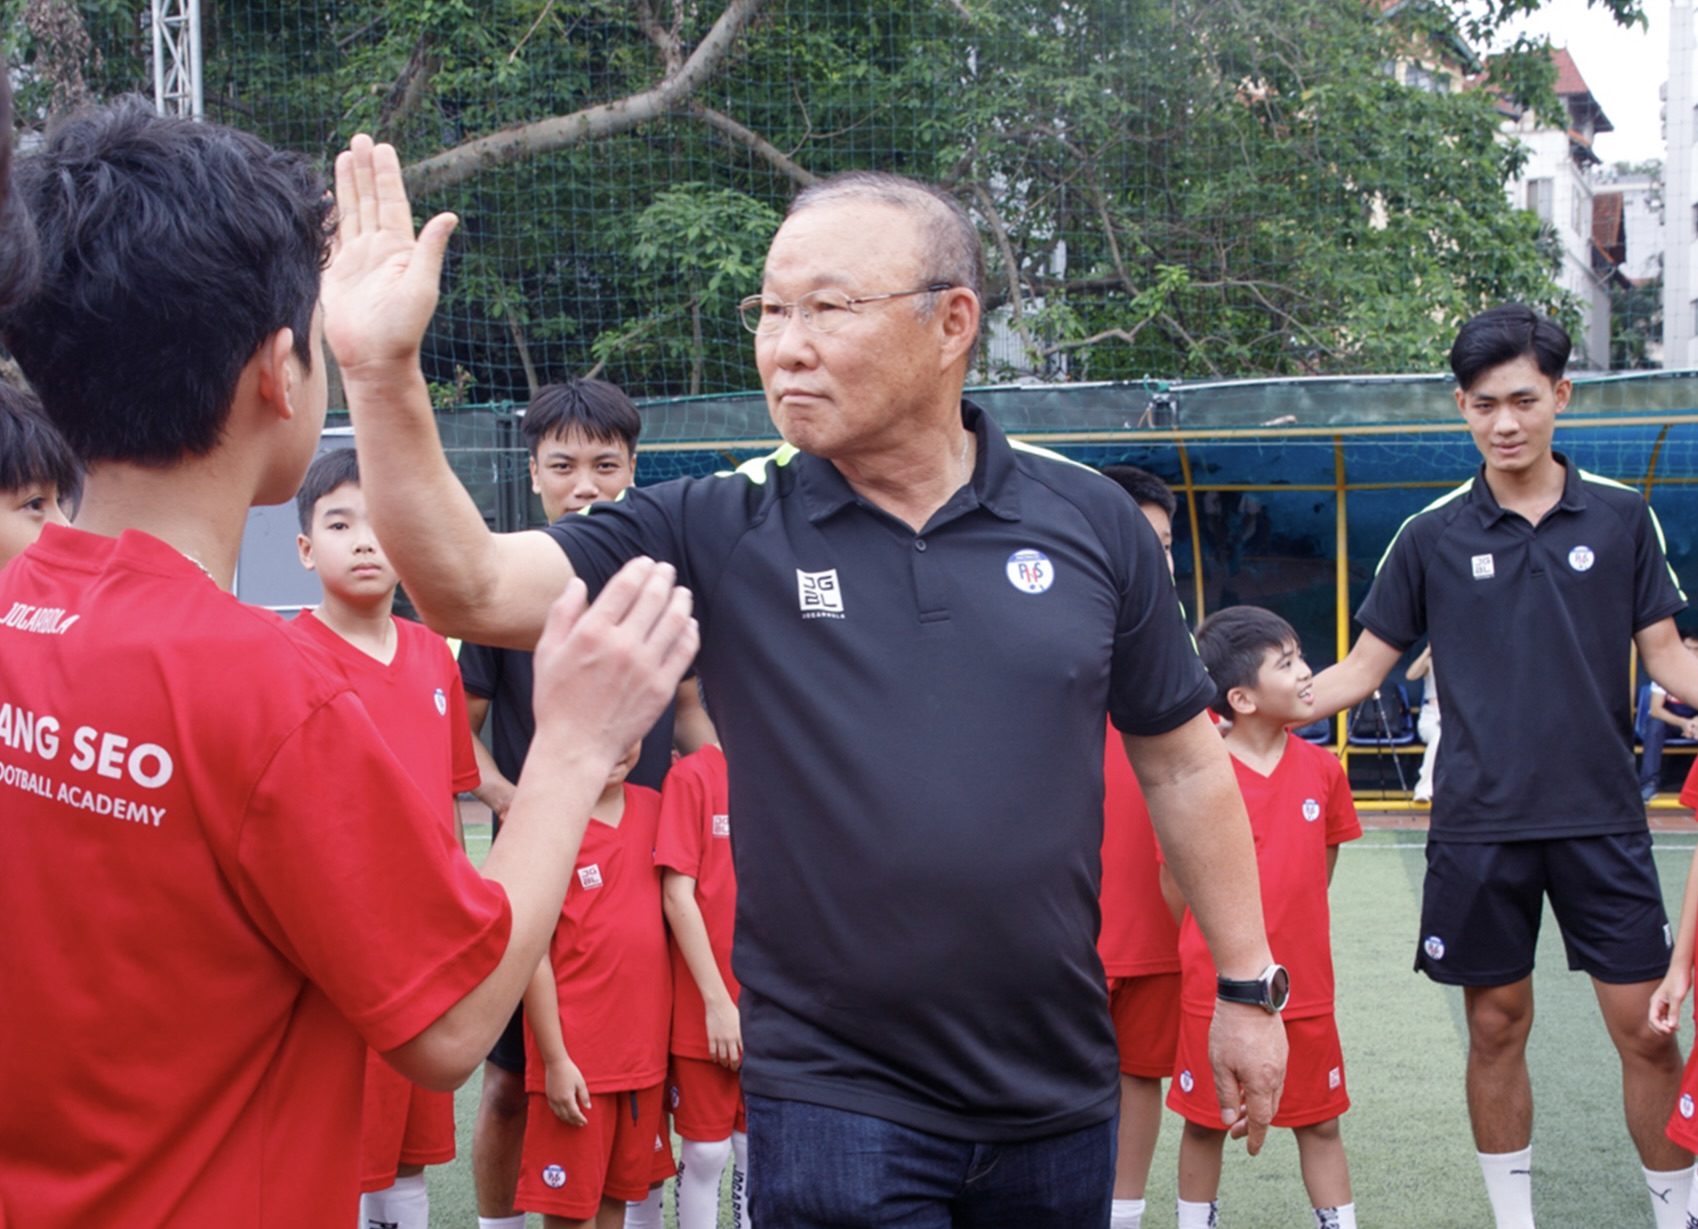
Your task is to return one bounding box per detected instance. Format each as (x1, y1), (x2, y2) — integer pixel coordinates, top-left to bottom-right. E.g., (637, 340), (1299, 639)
(668, 1055), (747, 1140)
(359, 1052), (455, 1191)
(1167, 1011), (1349, 1130)
(1665, 1045), (1698, 1151)
(518, 1082), (674, 1219)
(1107, 973), (1182, 1078)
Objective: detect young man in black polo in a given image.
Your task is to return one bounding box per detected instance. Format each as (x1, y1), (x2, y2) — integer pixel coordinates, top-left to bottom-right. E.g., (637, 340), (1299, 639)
(1313, 303), (1698, 1229)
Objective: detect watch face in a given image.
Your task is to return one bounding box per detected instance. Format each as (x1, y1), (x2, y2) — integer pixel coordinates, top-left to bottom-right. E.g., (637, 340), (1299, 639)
(1268, 965), (1291, 1011)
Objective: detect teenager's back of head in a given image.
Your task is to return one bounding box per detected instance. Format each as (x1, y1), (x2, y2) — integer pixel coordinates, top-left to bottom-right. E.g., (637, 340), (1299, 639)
(521, 379), (642, 455)
(0, 97), (333, 467)
(1449, 304), (1571, 392)
(1101, 464), (1176, 518)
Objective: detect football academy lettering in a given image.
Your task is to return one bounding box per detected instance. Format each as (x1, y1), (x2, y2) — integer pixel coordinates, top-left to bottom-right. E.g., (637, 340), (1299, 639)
(0, 700), (176, 827)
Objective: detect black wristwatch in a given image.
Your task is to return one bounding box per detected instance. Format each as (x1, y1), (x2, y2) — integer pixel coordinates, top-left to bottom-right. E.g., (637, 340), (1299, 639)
(1217, 963), (1290, 1014)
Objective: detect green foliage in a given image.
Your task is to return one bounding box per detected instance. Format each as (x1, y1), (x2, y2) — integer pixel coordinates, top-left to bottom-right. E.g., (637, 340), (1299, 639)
(13, 0), (1622, 396)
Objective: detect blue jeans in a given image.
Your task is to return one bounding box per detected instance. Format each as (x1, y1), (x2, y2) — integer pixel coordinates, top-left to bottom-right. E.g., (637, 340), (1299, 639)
(745, 1093), (1117, 1228)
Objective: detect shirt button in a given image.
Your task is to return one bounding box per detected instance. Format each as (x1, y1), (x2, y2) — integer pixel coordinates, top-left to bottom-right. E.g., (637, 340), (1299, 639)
(915, 539), (927, 552)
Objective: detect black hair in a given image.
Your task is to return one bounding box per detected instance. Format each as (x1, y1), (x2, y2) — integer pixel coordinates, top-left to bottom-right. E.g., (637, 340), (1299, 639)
(0, 97), (334, 467)
(521, 379), (642, 457)
(1102, 464), (1177, 519)
(0, 381), (79, 500)
(294, 447), (360, 533)
(1196, 605), (1300, 718)
(1449, 303), (1571, 391)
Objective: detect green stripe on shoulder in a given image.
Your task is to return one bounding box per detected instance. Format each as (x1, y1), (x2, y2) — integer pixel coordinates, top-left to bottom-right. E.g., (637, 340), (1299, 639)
(1373, 478), (1473, 577)
(1009, 436), (1096, 472)
(715, 444), (800, 484)
(1582, 468), (1691, 604)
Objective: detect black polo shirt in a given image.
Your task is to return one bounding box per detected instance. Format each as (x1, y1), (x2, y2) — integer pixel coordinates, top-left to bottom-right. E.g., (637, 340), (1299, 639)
(1356, 453), (1685, 842)
(545, 401), (1213, 1141)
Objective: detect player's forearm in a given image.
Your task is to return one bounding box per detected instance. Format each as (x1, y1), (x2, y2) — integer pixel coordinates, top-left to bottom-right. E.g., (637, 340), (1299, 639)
(522, 956), (570, 1065)
(383, 737), (609, 1088)
(1129, 719), (1274, 980)
(662, 879), (734, 1009)
(343, 363), (508, 634)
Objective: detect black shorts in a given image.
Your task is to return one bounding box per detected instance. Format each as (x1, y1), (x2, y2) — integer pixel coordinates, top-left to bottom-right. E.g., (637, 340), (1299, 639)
(486, 1002), (527, 1075)
(1415, 832), (1672, 986)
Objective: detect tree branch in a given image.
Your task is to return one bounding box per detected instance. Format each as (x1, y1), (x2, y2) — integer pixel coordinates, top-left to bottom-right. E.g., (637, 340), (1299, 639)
(689, 104), (818, 186)
(403, 0), (767, 197)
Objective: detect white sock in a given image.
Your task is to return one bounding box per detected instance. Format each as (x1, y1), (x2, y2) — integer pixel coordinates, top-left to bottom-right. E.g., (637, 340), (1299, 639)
(678, 1136), (733, 1229)
(1648, 1164), (1694, 1229)
(1110, 1197), (1146, 1229)
(731, 1128), (751, 1229)
(1176, 1197), (1219, 1228)
(1477, 1147), (1535, 1229)
(1315, 1204), (1358, 1229)
(358, 1172), (427, 1229)
(476, 1217), (526, 1229)
(625, 1185), (665, 1229)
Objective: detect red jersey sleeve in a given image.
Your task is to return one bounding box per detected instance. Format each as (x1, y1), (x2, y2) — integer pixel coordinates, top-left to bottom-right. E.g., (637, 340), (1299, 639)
(443, 646), (481, 796)
(1323, 752), (1362, 847)
(655, 756), (709, 878)
(233, 691), (511, 1054)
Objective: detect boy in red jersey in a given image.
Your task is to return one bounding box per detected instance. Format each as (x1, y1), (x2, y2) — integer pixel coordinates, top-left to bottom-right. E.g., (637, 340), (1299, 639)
(290, 447), (480, 1229)
(520, 740), (675, 1228)
(0, 100), (695, 1229)
(0, 383), (76, 567)
(1097, 465), (1184, 1229)
(657, 735), (749, 1229)
(1165, 606), (1361, 1229)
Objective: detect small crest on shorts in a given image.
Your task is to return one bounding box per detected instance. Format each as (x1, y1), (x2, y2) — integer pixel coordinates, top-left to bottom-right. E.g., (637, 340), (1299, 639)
(1666, 923), (1674, 949)
(1567, 545), (1595, 572)
(1423, 934), (1445, 961)
(433, 687), (447, 716)
(713, 813), (730, 839)
(1302, 798), (1320, 823)
(1005, 549), (1055, 595)
(578, 864), (604, 890)
(669, 1084), (682, 1109)
(1329, 1066), (1342, 1090)
(1178, 1069), (1194, 1094)
(1683, 1094), (1695, 1119)
(542, 1164), (567, 1189)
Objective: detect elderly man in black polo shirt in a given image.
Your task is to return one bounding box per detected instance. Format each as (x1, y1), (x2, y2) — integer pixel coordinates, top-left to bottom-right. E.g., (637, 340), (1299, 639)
(325, 135), (1286, 1227)
(1315, 304), (1698, 1229)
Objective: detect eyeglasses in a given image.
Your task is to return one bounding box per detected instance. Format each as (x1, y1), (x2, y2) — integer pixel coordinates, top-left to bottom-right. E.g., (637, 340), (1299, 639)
(737, 283), (954, 335)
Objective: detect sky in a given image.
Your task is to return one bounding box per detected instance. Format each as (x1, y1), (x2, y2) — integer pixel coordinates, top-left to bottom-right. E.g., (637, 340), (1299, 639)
(1501, 0), (1670, 166)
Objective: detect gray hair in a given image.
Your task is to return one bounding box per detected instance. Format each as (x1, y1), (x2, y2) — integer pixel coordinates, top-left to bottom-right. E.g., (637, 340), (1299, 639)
(788, 171), (985, 309)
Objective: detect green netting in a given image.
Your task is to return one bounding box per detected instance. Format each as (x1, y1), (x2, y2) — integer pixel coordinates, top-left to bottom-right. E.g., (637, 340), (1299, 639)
(7, 0), (1662, 406)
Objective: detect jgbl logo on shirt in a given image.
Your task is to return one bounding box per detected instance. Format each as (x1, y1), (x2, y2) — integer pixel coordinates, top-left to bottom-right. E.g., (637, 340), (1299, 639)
(797, 568), (845, 618)
(577, 864), (603, 890)
(712, 813), (730, 838)
(1472, 554), (1495, 580)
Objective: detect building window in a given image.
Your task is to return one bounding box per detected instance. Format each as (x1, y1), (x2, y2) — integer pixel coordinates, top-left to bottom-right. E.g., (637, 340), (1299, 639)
(1527, 179), (1554, 223)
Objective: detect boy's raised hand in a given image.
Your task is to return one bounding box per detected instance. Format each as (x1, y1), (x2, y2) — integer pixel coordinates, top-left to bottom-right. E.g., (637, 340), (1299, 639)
(322, 134), (458, 379)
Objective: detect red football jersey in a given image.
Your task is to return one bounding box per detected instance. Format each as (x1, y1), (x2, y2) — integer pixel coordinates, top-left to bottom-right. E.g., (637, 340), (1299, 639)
(654, 744), (740, 1059)
(1173, 733), (1360, 1020)
(526, 783), (671, 1093)
(0, 527), (510, 1228)
(1098, 718), (1182, 977)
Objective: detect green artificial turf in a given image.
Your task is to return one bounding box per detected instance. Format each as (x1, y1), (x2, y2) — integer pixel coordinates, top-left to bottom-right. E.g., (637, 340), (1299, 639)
(423, 825), (1698, 1227)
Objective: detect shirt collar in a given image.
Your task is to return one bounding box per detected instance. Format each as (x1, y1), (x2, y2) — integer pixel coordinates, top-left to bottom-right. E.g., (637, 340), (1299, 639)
(797, 399), (1021, 525)
(1470, 450), (1585, 525)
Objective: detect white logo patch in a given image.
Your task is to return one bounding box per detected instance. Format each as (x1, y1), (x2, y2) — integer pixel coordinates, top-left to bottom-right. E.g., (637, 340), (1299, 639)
(712, 813), (730, 839)
(1683, 1093), (1695, 1120)
(1005, 549), (1054, 595)
(1471, 554), (1495, 580)
(433, 687), (447, 716)
(1178, 1069), (1194, 1094)
(1568, 545), (1595, 572)
(542, 1164), (567, 1189)
(797, 568), (845, 618)
(577, 864), (603, 890)
(1666, 923), (1674, 949)
(1424, 935), (1445, 961)
(1302, 798), (1321, 823)
(1329, 1066), (1342, 1090)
